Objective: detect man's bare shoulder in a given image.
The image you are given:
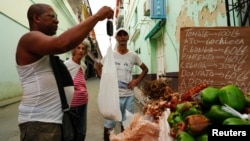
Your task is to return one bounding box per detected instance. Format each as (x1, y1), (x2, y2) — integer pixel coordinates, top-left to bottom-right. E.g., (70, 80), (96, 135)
(17, 31), (48, 53)
(16, 31), (46, 65)
(19, 31), (45, 43)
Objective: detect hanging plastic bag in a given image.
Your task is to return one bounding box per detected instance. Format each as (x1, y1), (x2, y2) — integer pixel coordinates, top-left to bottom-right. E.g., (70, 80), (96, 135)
(97, 46), (122, 121)
(158, 108), (174, 141)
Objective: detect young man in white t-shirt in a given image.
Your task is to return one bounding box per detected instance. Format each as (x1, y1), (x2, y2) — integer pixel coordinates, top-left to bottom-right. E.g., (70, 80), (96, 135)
(95, 28), (148, 141)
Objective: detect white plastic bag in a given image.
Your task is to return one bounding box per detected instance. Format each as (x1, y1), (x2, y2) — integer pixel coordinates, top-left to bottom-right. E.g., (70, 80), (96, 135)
(158, 108), (174, 141)
(97, 46), (122, 121)
(110, 113), (160, 141)
(122, 110), (134, 129)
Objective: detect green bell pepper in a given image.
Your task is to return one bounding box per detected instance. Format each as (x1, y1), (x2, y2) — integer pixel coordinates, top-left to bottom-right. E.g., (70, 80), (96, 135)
(223, 117), (250, 125)
(173, 115), (184, 124)
(168, 111), (184, 126)
(175, 101), (202, 119)
(182, 106), (202, 119)
(205, 104), (236, 124)
(176, 101), (193, 113)
(174, 131), (195, 141)
(200, 87), (220, 108)
(219, 84), (246, 112)
(196, 133), (208, 141)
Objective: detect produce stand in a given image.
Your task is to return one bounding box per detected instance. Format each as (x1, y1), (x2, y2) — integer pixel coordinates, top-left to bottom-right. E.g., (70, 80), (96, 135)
(110, 27), (250, 141)
(138, 80), (250, 141)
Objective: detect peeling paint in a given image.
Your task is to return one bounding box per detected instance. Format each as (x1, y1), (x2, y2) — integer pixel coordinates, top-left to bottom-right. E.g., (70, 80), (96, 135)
(175, 0), (226, 43)
(176, 7), (195, 43)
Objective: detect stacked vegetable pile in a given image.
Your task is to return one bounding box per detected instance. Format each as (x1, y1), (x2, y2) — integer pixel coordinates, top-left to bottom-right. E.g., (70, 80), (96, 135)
(141, 80), (250, 141)
(141, 79), (181, 122)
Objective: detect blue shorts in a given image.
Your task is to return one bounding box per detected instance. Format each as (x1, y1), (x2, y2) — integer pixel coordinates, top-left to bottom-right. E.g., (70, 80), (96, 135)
(104, 96), (134, 128)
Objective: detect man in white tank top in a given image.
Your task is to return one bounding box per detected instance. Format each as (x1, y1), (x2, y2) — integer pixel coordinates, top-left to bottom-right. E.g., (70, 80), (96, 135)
(15, 3), (114, 141)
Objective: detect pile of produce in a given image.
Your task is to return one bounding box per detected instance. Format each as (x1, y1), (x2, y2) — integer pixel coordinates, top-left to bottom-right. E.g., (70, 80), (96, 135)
(141, 79), (181, 122)
(141, 78), (175, 100)
(140, 79), (250, 141)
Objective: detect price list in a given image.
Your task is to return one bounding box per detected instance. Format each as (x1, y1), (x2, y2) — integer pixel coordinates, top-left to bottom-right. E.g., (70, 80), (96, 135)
(178, 27), (250, 94)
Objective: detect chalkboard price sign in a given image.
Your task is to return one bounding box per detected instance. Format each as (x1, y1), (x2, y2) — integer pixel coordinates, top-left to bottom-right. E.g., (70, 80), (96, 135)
(178, 27), (250, 94)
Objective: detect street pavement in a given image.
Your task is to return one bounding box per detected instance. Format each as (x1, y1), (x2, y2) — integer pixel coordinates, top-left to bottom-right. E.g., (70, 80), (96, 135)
(0, 77), (144, 141)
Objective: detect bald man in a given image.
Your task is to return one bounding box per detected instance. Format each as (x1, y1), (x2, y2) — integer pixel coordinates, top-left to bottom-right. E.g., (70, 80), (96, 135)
(16, 3), (113, 141)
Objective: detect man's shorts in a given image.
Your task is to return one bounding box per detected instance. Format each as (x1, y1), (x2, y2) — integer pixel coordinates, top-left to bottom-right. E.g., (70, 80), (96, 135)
(19, 121), (61, 141)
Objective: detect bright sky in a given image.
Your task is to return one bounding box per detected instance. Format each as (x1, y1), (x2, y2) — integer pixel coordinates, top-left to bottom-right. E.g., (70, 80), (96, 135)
(88, 0), (116, 56)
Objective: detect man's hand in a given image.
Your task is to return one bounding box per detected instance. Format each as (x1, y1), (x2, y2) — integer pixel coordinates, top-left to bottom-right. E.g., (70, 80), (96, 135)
(94, 61), (103, 78)
(128, 79), (139, 90)
(94, 6), (114, 21)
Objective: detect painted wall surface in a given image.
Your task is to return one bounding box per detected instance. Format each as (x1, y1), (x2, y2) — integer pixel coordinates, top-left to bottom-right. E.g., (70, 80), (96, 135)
(167, 0), (227, 72)
(0, 0), (31, 27)
(124, 0), (228, 76)
(124, 0), (157, 75)
(0, 0), (78, 100)
(0, 14), (27, 99)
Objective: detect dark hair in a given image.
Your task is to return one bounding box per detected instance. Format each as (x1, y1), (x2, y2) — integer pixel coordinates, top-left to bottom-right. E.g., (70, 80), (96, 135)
(27, 3), (49, 22)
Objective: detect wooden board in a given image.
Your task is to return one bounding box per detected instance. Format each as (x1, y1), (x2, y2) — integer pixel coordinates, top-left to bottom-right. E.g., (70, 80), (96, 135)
(178, 27), (250, 94)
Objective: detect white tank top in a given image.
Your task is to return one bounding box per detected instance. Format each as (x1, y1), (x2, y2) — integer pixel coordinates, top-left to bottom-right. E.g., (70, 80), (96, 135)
(16, 56), (63, 124)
